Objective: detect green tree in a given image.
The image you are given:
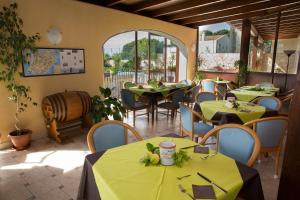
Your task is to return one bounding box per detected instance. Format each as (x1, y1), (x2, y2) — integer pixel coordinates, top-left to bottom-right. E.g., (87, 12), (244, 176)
(111, 53), (122, 68)
(213, 29), (229, 35)
(121, 38), (164, 61)
(104, 53), (112, 68)
(202, 30), (213, 36)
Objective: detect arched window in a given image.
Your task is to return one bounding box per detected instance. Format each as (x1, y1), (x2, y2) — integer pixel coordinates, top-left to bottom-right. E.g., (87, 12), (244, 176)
(103, 30), (187, 97)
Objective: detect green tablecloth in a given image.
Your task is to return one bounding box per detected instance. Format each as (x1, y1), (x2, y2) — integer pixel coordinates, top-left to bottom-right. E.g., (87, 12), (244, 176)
(129, 83), (188, 97)
(92, 137), (243, 200)
(200, 100), (266, 123)
(230, 86), (279, 102)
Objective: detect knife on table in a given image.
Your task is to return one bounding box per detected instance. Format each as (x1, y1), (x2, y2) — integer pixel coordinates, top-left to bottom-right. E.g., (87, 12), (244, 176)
(197, 172), (228, 193)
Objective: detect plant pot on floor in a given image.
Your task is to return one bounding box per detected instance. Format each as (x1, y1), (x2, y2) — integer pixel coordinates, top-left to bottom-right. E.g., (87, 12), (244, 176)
(8, 129), (32, 150)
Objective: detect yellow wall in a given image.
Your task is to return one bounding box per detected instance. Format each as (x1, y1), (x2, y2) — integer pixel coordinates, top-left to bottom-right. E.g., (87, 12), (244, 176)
(0, 0), (196, 145)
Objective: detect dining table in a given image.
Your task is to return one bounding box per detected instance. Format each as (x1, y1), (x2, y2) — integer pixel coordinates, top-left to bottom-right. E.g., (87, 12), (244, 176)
(226, 85), (280, 102)
(194, 100), (278, 125)
(78, 133), (264, 200)
(128, 83), (190, 125)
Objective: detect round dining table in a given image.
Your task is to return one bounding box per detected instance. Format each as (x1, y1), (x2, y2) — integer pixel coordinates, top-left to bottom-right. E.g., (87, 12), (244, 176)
(194, 100), (278, 125)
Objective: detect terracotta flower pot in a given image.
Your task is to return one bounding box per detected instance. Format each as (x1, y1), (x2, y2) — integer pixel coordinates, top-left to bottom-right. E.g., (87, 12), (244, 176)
(8, 129), (32, 151)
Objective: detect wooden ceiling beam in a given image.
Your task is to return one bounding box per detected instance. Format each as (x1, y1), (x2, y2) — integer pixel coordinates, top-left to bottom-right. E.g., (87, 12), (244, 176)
(254, 19), (300, 28)
(103, 0), (123, 7)
(187, 1), (300, 27)
(251, 11), (300, 23)
(261, 34), (300, 40)
(178, 0), (300, 25)
(130, 0), (172, 13)
(147, 0), (223, 17)
(166, 0), (263, 21)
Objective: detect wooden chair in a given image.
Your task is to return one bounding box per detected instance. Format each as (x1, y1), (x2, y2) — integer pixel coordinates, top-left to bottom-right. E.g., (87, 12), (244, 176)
(179, 104), (214, 141)
(121, 89), (150, 126)
(278, 90), (294, 112)
(195, 92), (216, 103)
(252, 96), (282, 111)
(200, 124), (261, 167)
(87, 120), (143, 153)
(244, 116), (288, 178)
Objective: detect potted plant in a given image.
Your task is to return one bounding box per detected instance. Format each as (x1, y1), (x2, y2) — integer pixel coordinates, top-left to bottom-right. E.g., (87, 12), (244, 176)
(0, 3), (40, 150)
(90, 87), (126, 123)
(235, 60), (249, 87)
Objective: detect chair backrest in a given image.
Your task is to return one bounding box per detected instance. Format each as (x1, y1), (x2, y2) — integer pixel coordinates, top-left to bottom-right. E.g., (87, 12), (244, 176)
(216, 85), (227, 100)
(196, 92), (216, 103)
(179, 104), (193, 133)
(201, 79), (215, 93)
(87, 120), (143, 153)
(179, 79), (192, 85)
(120, 89), (135, 109)
(255, 96), (282, 111)
(123, 82), (136, 89)
(171, 89), (185, 106)
(258, 82), (274, 88)
(245, 117), (288, 149)
(190, 84), (201, 98)
(200, 124), (261, 167)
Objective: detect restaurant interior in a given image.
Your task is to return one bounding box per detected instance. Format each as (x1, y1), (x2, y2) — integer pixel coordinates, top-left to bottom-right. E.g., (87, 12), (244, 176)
(0, 0), (299, 199)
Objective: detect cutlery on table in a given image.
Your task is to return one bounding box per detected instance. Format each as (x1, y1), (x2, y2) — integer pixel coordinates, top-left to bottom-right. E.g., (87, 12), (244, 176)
(178, 184), (195, 200)
(176, 174), (191, 180)
(180, 143), (216, 150)
(197, 172), (228, 193)
(200, 152), (217, 160)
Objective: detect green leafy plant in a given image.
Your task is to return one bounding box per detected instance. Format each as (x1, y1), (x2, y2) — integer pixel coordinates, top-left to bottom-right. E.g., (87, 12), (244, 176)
(173, 150), (190, 167)
(234, 60), (249, 87)
(91, 87), (126, 123)
(140, 143), (160, 166)
(194, 70), (204, 83)
(0, 3), (40, 134)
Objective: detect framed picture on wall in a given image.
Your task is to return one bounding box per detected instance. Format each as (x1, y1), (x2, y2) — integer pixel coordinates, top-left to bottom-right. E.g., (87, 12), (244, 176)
(22, 48), (85, 77)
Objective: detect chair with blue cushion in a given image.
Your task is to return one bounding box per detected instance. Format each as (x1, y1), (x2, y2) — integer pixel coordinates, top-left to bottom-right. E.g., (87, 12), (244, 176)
(201, 79), (215, 93)
(253, 96), (282, 111)
(87, 120), (143, 153)
(121, 89), (150, 126)
(179, 104), (214, 142)
(157, 89), (185, 120)
(245, 116), (288, 177)
(200, 124), (261, 167)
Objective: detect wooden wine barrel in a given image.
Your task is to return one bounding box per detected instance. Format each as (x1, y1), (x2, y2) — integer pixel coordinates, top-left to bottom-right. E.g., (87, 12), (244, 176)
(42, 91), (91, 143)
(42, 91), (91, 123)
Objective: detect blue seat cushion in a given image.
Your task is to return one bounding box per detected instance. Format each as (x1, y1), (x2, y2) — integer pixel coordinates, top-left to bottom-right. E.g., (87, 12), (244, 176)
(194, 122), (214, 136)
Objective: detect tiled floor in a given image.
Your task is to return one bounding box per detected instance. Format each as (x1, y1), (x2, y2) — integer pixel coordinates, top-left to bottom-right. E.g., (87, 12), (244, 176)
(0, 112), (281, 200)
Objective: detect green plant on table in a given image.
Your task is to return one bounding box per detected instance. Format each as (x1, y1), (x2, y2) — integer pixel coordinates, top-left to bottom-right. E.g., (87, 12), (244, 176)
(91, 87), (125, 123)
(173, 150), (191, 167)
(140, 143), (160, 166)
(0, 3), (40, 135)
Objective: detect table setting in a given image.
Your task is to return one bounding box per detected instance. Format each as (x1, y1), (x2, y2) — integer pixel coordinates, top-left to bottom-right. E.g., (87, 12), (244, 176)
(78, 134), (264, 200)
(227, 85), (280, 102)
(194, 99), (277, 125)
